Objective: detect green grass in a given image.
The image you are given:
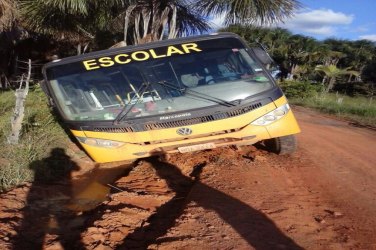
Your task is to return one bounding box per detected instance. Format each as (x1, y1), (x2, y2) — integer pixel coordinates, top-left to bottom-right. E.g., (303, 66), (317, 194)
(290, 93), (376, 127)
(0, 86), (70, 191)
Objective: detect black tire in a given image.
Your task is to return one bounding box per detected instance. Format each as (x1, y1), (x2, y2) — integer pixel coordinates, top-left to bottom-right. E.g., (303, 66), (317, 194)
(264, 135), (297, 155)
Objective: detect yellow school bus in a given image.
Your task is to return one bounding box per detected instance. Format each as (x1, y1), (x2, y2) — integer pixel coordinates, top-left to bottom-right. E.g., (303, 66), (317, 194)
(42, 33), (300, 163)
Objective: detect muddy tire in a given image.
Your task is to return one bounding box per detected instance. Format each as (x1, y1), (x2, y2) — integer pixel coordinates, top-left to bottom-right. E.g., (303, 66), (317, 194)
(264, 135), (297, 155)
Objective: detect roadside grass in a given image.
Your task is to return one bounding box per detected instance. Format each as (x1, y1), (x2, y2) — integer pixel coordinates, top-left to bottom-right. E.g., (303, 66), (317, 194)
(0, 86), (70, 192)
(290, 93), (376, 127)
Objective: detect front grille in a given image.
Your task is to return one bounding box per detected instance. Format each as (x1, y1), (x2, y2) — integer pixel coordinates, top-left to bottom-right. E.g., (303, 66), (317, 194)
(226, 102), (262, 117)
(88, 101), (263, 133)
(144, 102), (262, 130)
(93, 126), (134, 133)
(144, 116), (216, 130)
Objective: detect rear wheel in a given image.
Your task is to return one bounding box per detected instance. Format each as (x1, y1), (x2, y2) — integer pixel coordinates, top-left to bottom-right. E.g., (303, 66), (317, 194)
(264, 135), (297, 155)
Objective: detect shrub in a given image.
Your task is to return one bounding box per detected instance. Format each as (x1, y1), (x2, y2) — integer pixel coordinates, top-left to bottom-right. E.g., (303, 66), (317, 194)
(332, 82), (376, 97)
(290, 93), (376, 127)
(278, 80), (323, 99)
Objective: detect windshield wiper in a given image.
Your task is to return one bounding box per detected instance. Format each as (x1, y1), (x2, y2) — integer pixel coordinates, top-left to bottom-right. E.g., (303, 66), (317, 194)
(113, 82), (150, 124)
(157, 81), (236, 107)
(113, 80), (237, 124)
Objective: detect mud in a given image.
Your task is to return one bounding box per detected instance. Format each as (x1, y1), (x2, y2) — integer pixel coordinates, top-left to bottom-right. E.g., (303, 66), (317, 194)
(1, 106), (376, 249)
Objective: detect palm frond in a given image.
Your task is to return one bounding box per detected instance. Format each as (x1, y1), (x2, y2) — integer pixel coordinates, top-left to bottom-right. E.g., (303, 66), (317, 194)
(0, 0), (18, 32)
(175, 2), (210, 36)
(197, 0), (301, 25)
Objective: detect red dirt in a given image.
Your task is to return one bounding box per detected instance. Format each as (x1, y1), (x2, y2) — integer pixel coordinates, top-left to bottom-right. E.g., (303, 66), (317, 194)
(1, 106), (376, 249)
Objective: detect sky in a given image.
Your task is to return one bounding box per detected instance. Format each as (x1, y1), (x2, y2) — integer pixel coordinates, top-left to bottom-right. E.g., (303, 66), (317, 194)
(211, 0), (376, 42)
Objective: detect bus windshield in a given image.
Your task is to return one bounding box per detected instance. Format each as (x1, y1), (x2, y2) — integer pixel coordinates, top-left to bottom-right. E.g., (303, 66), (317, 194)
(45, 37), (274, 121)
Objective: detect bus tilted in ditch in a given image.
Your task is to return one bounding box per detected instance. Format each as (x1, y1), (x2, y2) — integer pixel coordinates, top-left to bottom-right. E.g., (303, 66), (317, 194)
(42, 33), (300, 163)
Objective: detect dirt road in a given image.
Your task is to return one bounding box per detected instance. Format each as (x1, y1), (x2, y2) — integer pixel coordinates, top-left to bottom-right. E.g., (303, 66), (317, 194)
(1, 106), (376, 249)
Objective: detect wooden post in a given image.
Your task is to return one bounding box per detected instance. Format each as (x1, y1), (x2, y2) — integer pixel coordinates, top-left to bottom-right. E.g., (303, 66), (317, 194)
(8, 59), (31, 144)
(0, 74), (10, 89)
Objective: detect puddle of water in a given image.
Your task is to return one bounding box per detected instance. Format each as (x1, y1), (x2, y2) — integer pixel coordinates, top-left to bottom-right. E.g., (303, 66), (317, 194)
(66, 182), (110, 211)
(76, 182), (110, 200)
(66, 163), (134, 212)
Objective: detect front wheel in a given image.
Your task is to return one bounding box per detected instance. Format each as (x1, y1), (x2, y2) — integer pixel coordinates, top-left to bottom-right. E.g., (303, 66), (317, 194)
(264, 135), (297, 155)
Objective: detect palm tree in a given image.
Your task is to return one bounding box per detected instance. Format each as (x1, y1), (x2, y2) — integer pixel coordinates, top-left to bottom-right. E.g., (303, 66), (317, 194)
(346, 40), (375, 81)
(19, 0), (88, 54)
(18, 0), (210, 48)
(0, 0), (17, 32)
(315, 65), (359, 92)
(19, 0), (301, 49)
(19, 0), (121, 53)
(1, 0), (19, 82)
(117, 0), (210, 45)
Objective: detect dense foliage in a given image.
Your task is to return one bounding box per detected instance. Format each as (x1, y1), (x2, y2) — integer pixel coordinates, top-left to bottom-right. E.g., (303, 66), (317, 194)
(221, 25), (376, 94)
(279, 80), (323, 99)
(0, 0), (300, 83)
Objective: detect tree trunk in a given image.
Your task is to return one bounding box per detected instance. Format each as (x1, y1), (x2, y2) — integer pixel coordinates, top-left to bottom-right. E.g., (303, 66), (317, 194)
(123, 5), (137, 45)
(325, 77), (336, 93)
(8, 59), (31, 144)
(347, 74), (352, 83)
(288, 64), (298, 80)
(322, 76), (327, 84)
(83, 43), (90, 54)
(0, 74), (10, 89)
(77, 44), (81, 55)
(168, 6), (177, 39)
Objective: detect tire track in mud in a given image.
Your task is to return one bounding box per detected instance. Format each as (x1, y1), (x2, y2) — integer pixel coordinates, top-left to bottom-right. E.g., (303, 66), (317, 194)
(79, 157), (202, 249)
(80, 147), (306, 250)
(0, 151), (203, 250)
(0, 147), (347, 250)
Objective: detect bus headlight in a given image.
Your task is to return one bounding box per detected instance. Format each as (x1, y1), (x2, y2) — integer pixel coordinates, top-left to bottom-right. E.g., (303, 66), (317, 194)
(76, 137), (125, 148)
(251, 103), (290, 126)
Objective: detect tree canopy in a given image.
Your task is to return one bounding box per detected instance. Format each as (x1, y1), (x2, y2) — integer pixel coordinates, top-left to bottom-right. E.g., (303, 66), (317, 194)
(221, 24), (376, 90)
(16, 0), (300, 47)
(1, 0), (376, 91)
(0, 0), (302, 80)
(197, 0), (300, 25)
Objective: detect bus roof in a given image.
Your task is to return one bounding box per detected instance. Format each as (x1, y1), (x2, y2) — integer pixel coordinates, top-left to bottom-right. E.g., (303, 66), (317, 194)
(43, 32), (242, 70)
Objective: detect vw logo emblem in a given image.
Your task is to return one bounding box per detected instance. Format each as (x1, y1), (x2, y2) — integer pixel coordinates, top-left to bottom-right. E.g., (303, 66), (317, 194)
(177, 127), (192, 136)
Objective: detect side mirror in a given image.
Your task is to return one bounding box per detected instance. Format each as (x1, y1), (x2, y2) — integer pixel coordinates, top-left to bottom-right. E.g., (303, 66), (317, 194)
(251, 47), (274, 65)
